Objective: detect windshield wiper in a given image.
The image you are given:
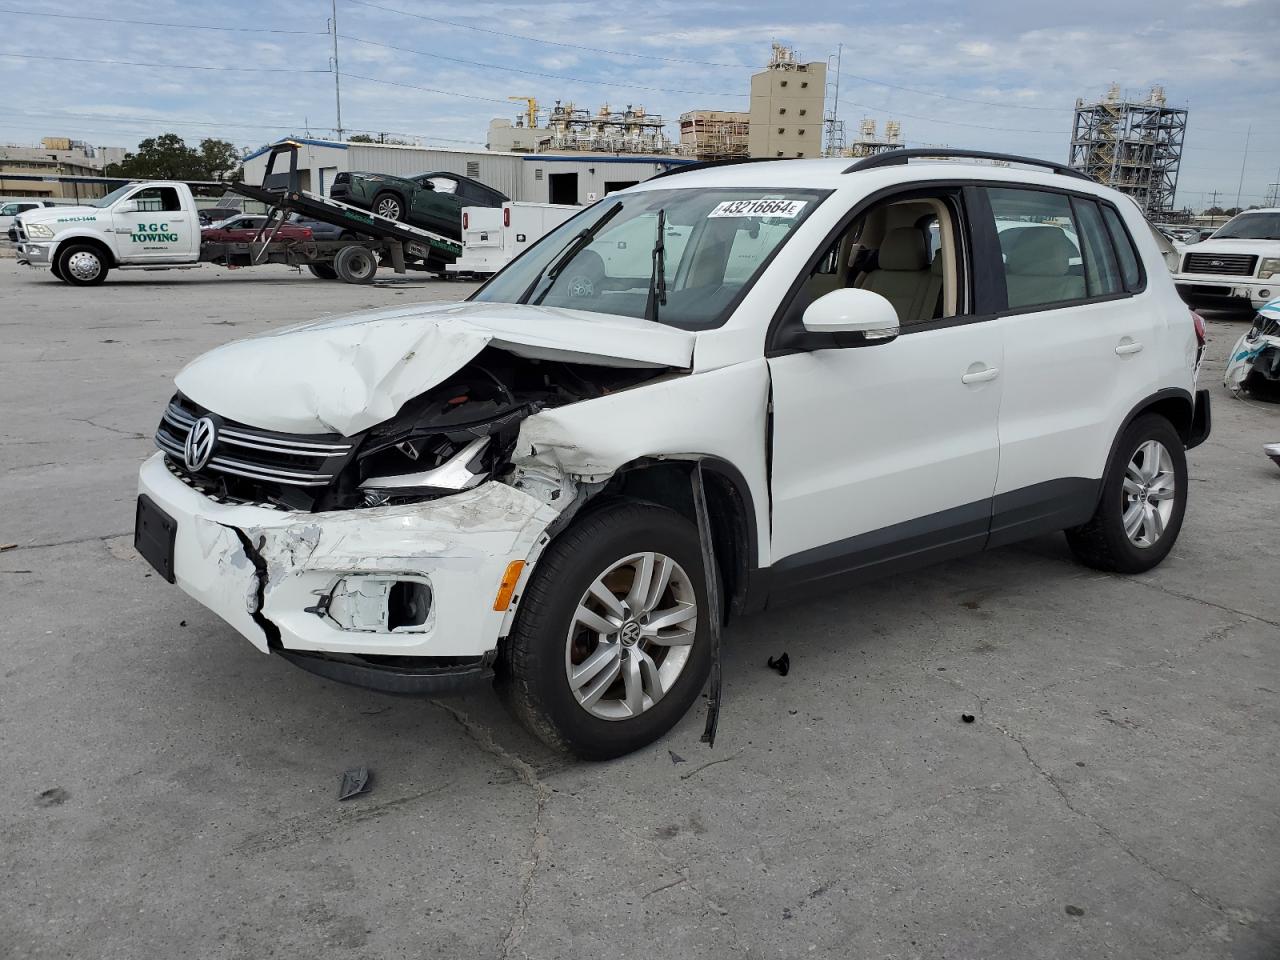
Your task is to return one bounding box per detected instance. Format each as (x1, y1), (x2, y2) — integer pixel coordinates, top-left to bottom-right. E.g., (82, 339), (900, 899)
(519, 201), (623, 305)
(644, 209), (667, 324)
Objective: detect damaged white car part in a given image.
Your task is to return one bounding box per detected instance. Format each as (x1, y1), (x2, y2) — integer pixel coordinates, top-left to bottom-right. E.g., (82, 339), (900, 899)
(1224, 299), (1280, 400)
(137, 151), (1209, 759)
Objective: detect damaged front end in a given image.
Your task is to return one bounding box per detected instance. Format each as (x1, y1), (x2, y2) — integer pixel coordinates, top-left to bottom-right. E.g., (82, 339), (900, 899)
(139, 346), (674, 692)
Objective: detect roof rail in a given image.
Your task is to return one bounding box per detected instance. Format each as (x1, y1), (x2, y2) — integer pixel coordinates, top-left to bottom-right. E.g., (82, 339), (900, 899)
(843, 148), (1093, 181)
(645, 156), (791, 182)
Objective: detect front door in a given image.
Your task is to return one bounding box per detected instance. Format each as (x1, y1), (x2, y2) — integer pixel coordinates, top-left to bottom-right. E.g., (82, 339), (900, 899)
(766, 188), (1004, 596)
(113, 185), (195, 262)
(413, 175), (465, 238)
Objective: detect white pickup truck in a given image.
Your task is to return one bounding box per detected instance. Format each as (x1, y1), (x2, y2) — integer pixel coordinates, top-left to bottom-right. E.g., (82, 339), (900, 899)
(1172, 208), (1280, 312)
(14, 181), (204, 284)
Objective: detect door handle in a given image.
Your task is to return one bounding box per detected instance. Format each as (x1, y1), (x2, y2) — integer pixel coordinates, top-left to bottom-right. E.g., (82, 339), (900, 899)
(961, 366), (1000, 384)
(1115, 340), (1144, 356)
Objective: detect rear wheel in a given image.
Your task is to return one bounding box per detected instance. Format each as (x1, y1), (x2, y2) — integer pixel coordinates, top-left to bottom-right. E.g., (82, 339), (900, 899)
(373, 192), (405, 222)
(307, 263), (338, 280)
(332, 245), (377, 284)
(56, 243), (109, 286)
(498, 502), (711, 759)
(1066, 414), (1187, 573)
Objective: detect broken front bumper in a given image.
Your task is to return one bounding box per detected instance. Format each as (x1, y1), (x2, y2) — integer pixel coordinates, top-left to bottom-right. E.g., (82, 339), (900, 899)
(136, 453), (560, 690)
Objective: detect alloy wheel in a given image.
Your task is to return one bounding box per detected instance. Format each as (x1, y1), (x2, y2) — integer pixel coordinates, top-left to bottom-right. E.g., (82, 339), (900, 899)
(1122, 439), (1176, 548)
(563, 552), (698, 721)
(376, 197), (402, 220)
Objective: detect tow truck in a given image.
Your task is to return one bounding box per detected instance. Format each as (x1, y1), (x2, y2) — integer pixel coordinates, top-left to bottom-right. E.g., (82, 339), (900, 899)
(13, 141), (463, 286)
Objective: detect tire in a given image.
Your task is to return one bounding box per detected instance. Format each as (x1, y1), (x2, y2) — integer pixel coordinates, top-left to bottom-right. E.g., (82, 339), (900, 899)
(1065, 414), (1187, 574)
(307, 263), (338, 280)
(332, 245), (377, 284)
(56, 243), (109, 286)
(49, 259), (65, 282)
(373, 192), (405, 222)
(498, 502), (712, 760)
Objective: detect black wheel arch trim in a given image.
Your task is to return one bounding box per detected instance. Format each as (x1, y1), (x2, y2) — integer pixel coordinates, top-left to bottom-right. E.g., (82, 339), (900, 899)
(1098, 387), (1197, 506)
(570, 455), (764, 620)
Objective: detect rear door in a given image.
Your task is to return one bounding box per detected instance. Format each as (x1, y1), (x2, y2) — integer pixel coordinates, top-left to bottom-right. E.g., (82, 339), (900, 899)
(979, 185), (1163, 544)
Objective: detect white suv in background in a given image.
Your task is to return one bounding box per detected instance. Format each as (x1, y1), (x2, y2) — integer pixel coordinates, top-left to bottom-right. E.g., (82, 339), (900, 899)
(135, 150), (1210, 759)
(1173, 208), (1280, 311)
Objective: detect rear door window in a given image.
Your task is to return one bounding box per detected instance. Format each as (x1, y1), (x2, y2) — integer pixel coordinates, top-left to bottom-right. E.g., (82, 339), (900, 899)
(1102, 206), (1144, 291)
(1073, 199), (1124, 297)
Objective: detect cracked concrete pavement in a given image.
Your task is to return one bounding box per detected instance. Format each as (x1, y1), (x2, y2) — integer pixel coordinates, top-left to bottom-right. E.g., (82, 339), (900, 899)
(1, 260), (1277, 958)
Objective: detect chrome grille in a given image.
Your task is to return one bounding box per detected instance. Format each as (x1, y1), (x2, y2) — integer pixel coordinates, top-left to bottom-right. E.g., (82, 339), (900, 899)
(1182, 253), (1258, 277)
(155, 396), (353, 489)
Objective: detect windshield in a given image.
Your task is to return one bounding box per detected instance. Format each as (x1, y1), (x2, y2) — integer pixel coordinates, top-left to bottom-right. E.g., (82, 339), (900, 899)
(471, 187), (828, 331)
(86, 184), (138, 208)
(1213, 212), (1280, 240)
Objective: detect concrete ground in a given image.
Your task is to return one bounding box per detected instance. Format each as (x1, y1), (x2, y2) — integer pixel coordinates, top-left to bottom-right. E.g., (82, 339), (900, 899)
(0, 258), (1276, 960)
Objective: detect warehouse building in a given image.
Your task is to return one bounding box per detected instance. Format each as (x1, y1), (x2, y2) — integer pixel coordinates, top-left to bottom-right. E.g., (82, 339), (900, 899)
(239, 139), (695, 206)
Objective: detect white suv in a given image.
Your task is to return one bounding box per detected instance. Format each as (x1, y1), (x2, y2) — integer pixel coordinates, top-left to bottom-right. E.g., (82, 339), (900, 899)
(135, 150), (1210, 758)
(1173, 208), (1280, 311)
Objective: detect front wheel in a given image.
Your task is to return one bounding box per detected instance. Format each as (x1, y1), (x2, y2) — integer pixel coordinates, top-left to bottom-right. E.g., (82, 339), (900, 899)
(498, 502), (712, 759)
(1066, 414), (1187, 573)
(56, 244), (109, 286)
(50, 259), (65, 282)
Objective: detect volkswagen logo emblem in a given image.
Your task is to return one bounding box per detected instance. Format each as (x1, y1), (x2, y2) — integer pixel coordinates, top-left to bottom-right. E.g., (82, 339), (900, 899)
(184, 416), (218, 472)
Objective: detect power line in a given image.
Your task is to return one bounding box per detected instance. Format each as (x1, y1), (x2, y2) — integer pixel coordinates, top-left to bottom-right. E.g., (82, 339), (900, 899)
(0, 7), (328, 34)
(0, 52), (332, 72)
(836, 70), (1064, 112)
(339, 71), (519, 106)
(341, 0), (752, 68)
(340, 34), (748, 98)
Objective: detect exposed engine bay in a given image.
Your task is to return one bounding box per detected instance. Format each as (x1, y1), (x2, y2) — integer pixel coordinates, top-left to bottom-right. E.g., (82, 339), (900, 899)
(159, 347), (667, 513)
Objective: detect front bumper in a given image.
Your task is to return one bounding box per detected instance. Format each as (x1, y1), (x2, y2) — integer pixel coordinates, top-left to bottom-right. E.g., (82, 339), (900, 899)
(1174, 276), (1276, 310)
(16, 242), (51, 266)
(136, 453), (559, 673)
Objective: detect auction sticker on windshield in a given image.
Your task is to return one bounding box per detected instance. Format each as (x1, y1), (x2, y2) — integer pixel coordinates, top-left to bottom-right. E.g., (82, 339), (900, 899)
(708, 198), (807, 218)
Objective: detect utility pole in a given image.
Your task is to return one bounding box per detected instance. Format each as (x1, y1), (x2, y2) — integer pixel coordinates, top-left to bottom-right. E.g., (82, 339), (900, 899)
(1234, 124), (1250, 211)
(330, 0), (344, 140)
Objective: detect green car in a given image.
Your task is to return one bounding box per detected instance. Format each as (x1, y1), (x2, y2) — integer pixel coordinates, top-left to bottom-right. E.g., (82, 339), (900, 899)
(329, 170), (507, 239)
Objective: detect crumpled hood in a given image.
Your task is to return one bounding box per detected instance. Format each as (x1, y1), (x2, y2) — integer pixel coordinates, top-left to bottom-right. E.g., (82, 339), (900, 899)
(175, 300), (696, 436)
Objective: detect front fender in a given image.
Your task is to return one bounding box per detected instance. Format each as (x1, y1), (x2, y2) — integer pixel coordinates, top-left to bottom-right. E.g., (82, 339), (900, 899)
(512, 358), (772, 568)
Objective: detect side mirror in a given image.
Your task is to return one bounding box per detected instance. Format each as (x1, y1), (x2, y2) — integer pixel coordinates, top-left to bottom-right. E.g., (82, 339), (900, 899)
(116, 199), (139, 214)
(802, 288), (900, 344)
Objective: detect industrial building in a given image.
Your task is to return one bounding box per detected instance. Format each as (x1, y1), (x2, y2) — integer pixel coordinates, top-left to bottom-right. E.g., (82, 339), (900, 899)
(487, 100), (674, 155)
(845, 119), (904, 158)
(747, 44), (826, 159)
(0, 137), (128, 200)
(239, 138), (694, 207)
(1069, 84), (1188, 217)
(679, 110), (750, 162)
(679, 45), (827, 161)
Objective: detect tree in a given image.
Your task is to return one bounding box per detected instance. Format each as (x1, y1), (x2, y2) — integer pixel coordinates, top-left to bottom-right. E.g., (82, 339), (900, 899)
(104, 133), (243, 182)
(347, 132), (411, 145)
(348, 133), (377, 143)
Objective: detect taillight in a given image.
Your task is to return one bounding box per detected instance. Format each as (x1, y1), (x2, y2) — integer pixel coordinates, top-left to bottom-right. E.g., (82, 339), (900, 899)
(503, 207), (511, 228)
(462, 212), (468, 230)
(1191, 310), (1206, 347)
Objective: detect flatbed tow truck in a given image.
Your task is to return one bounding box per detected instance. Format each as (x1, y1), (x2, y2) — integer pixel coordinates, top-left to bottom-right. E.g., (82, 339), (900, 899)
(13, 141), (463, 286)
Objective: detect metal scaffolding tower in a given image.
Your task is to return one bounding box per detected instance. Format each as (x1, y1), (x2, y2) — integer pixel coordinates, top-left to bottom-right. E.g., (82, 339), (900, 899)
(1069, 84), (1188, 218)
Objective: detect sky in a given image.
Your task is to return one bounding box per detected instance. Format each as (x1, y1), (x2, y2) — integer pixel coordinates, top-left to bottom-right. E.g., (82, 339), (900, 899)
(2, 0), (1278, 210)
